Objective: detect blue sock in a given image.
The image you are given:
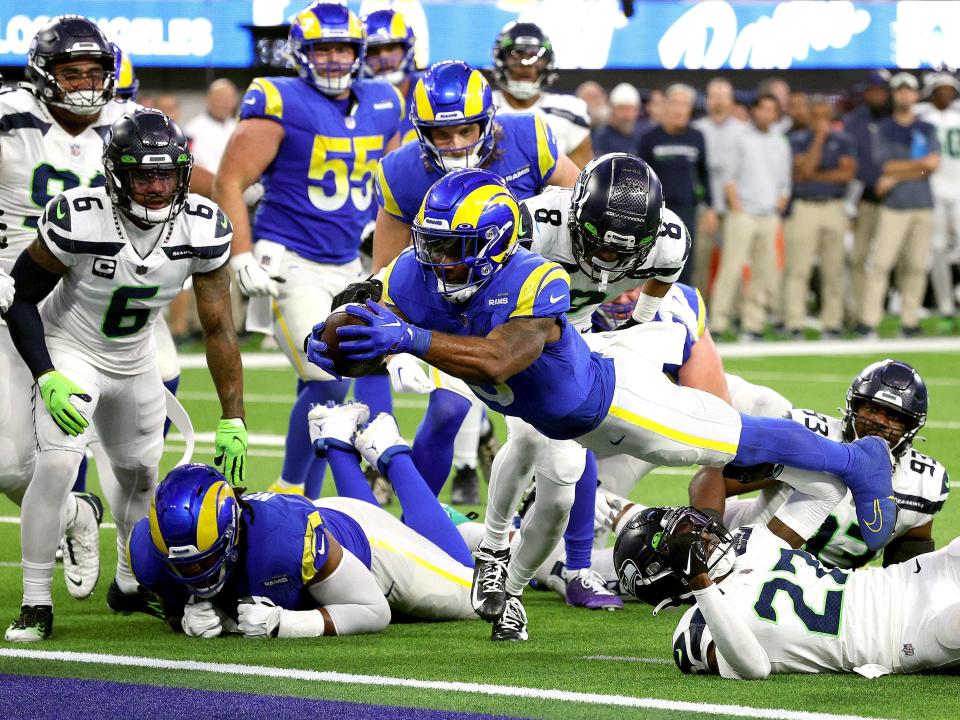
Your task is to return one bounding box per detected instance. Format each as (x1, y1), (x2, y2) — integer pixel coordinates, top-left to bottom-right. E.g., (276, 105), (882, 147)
(71, 454), (88, 493)
(563, 451), (597, 572)
(411, 389), (471, 497)
(353, 373), (393, 417)
(387, 452), (474, 567)
(162, 375), (181, 438)
(736, 414), (854, 475)
(325, 445), (378, 506)
(283, 379), (349, 498)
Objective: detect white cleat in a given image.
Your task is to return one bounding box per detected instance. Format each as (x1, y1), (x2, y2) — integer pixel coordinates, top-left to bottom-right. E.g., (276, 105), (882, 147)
(62, 492), (103, 600)
(308, 401), (370, 453)
(354, 413), (409, 473)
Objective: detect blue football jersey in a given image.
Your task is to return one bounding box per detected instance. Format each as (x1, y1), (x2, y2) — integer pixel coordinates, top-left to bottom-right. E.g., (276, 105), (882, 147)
(658, 283), (708, 383)
(398, 73), (420, 147)
(240, 76), (403, 264)
(129, 493), (372, 612)
(375, 113), (559, 225)
(382, 247), (615, 439)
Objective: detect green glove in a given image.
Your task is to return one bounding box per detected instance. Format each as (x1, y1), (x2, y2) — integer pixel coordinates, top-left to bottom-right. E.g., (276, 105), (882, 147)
(215, 418), (248, 484)
(37, 371), (91, 437)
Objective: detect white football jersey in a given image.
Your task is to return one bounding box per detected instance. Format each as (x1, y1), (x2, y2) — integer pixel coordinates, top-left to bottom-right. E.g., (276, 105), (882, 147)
(914, 101), (960, 199)
(519, 186), (690, 330)
(673, 523), (903, 676)
(740, 409), (949, 569)
(0, 86), (135, 264)
(38, 187), (231, 375)
(492, 90), (591, 157)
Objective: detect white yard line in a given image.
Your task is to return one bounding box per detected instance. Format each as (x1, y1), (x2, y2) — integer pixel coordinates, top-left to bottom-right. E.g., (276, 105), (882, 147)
(0, 649), (891, 720)
(580, 655), (673, 665)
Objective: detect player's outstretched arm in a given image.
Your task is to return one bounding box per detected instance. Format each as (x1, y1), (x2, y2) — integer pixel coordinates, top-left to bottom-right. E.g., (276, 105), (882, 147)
(194, 265), (247, 483)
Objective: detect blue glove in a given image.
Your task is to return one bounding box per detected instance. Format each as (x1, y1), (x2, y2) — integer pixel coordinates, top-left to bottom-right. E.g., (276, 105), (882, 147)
(303, 321), (343, 381)
(337, 300), (432, 361)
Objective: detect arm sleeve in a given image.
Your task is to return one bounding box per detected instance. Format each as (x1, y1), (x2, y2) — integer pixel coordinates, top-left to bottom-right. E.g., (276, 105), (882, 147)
(2, 248), (61, 377)
(303, 547), (391, 636)
(693, 584), (771, 680)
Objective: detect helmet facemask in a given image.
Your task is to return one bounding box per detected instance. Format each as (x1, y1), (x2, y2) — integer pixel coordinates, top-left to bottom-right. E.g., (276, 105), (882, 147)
(844, 398), (922, 457)
(415, 118), (496, 174)
(164, 502), (240, 599)
(40, 57), (116, 115)
(500, 44), (551, 100)
(413, 219), (515, 301)
(569, 214), (655, 288)
(106, 161), (192, 226)
(292, 39), (364, 96)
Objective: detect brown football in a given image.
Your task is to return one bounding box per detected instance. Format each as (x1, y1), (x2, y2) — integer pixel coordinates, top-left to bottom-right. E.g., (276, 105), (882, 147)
(319, 309), (386, 377)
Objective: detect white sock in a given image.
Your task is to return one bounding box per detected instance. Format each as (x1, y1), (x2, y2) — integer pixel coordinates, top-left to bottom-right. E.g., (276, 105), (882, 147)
(452, 401), (482, 469)
(22, 560), (55, 607)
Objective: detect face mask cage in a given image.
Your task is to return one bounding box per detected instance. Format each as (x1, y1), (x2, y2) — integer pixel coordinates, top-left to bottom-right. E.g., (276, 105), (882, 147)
(364, 40), (414, 83)
(35, 57), (116, 114)
(843, 397), (923, 457)
(414, 116), (496, 174)
(570, 220), (653, 284)
(413, 225), (503, 298)
(107, 163), (192, 225)
(165, 520), (238, 599)
(292, 39), (364, 95)
(657, 506), (735, 580)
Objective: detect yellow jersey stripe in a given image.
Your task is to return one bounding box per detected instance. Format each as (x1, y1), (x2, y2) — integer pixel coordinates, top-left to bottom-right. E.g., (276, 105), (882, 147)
(381, 254), (402, 309)
(376, 163), (403, 219)
(534, 116), (557, 180)
(251, 78), (283, 119)
(301, 511), (324, 585)
(694, 288), (706, 338)
(369, 537), (472, 588)
(272, 299), (308, 378)
(391, 84), (406, 124)
(509, 262), (569, 318)
(607, 405), (739, 455)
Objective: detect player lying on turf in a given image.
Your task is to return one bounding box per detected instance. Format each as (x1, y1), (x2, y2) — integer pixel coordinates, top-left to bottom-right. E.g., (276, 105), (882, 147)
(2, 108), (245, 642)
(128, 405), (477, 638)
(615, 503), (960, 678)
(306, 167), (896, 642)
(691, 359), (948, 570)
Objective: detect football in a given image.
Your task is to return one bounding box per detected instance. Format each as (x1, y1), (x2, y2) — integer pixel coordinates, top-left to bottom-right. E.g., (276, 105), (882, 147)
(319, 307), (386, 378)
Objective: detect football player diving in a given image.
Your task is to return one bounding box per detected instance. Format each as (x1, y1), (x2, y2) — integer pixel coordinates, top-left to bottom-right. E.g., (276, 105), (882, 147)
(2, 108), (246, 641)
(128, 403), (479, 639)
(306, 168), (897, 642)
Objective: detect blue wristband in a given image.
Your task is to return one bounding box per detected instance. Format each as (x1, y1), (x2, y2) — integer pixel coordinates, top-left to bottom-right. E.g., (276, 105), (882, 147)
(408, 326), (432, 358)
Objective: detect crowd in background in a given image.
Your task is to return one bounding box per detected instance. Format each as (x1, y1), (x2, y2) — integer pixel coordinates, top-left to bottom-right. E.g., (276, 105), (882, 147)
(152, 67), (959, 344)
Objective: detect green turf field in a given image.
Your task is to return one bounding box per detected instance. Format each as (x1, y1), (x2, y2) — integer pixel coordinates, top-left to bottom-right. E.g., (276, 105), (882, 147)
(1, 345), (958, 720)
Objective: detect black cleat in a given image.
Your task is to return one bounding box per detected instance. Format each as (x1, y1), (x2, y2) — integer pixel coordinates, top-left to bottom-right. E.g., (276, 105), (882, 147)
(5, 605), (53, 642)
(491, 595), (528, 642)
(471, 545), (510, 621)
(106, 580), (165, 620)
(450, 465), (480, 505)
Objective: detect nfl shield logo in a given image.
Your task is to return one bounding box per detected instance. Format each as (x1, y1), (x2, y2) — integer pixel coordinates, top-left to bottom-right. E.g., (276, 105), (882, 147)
(70, 144), (82, 158)
(345, 116), (356, 129)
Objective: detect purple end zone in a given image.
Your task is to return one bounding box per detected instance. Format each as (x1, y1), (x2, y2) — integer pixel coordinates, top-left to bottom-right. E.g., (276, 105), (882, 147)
(0, 674), (528, 720)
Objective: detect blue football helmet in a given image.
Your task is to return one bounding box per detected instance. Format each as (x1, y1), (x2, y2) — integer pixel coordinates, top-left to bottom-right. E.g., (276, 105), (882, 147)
(843, 359), (928, 457)
(410, 60), (496, 173)
(593, 299), (636, 332)
(148, 464), (240, 598)
(362, 9), (415, 85)
(288, 2), (366, 96)
(412, 168), (520, 301)
(112, 43), (138, 101)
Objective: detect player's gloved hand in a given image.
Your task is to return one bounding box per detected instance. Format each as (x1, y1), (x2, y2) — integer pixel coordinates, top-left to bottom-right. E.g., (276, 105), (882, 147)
(182, 599), (234, 638)
(595, 489), (631, 531)
(214, 418), (248, 484)
(0, 267), (14, 313)
(386, 353), (435, 394)
(663, 531), (711, 581)
(237, 596), (282, 638)
(304, 321), (343, 381)
(37, 370), (91, 437)
(338, 300), (432, 361)
(331, 276), (382, 310)
(656, 291), (699, 339)
(308, 401), (369, 456)
(231, 251), (281, 298)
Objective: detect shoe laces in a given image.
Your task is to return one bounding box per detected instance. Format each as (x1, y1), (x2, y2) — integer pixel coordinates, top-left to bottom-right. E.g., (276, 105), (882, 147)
(498, 597), (526, 632)
(475, 548), (508, 593)
(572, 569), (616, 596)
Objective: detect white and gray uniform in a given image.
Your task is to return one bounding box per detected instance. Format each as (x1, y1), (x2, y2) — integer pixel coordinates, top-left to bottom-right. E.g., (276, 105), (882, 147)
(724, 410), (950, 569)
(914, 100), (960, 316)
(492, 90), (591, 157)
(673, 524), (960, 677)
(314, 497), (475, 621)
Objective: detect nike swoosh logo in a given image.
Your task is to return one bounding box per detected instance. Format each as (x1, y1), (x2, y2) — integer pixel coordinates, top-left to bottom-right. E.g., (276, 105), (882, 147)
(914, 559), (921, 574)
(864, 495), (894, 533)
(316, 529), (326, 557)
(66, 575), (82, 587)
(220, 216), (228, 229)
(243, 98), (256, 104)
(683, 553), (693, 577)
(383, 321), (401, 327)
(56, 202), (66, 220)
(549, 293), (564, 303)
(676, 648), (683, 666)
(610, 434), (625, 445)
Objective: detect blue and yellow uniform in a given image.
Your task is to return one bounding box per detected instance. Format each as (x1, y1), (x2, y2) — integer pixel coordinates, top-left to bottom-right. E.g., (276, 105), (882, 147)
(658, 283), (707, 383)
(375, 113), (559, 225)
(129, 493), (371, 611)
(397, 75), (420, 147)
(240, 76), (403, 264)
(382, 246), (615, 440)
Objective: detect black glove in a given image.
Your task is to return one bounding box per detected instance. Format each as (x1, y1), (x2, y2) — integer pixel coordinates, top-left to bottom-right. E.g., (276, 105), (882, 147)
(663, 531), (711, 580)
(722, 461), (783, 484)
(331, 277), (383, 310)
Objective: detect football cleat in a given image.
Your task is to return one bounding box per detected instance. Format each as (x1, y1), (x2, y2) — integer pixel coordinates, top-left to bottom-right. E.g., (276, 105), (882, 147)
(106, 580), (165, 620)
(62, 491), (104, 599)
(5, 605), (53, 642)
(477, 420), (501, 483)
(266, 479), (304, 495)
(842, 436), (897, 552)
(563, 568), (624, 611)
(471, 545), (510, 621)
(491, 594), (528, 641)
(308, 401), (370, 455)
(450, 465), (480, 505)
(354, 412), (410, 475)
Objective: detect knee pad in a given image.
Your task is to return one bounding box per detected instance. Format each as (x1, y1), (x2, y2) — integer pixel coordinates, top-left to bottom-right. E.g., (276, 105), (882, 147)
(535, 440), (587, 487)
